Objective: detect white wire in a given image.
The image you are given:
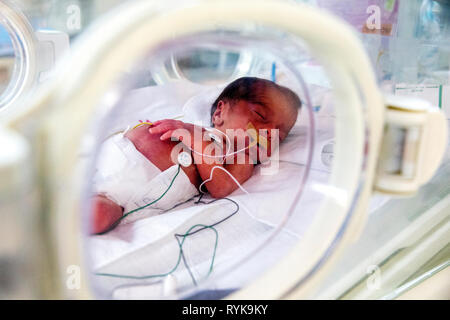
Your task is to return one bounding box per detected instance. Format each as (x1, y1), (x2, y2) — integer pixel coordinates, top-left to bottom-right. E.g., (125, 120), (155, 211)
(190, 128), (251, 159)
(198, 166), (300, 240)
(189, 144), (250, 160)
(198, 165), (250, 195)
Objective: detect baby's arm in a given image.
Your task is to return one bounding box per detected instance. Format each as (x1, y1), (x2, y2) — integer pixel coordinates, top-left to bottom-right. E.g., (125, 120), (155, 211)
(149, 120), (255, 198)
(192, 145), (254, 198)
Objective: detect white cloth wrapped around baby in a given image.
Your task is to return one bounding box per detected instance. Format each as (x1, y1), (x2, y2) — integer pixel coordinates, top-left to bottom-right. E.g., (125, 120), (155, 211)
(92, 132), (199, 225)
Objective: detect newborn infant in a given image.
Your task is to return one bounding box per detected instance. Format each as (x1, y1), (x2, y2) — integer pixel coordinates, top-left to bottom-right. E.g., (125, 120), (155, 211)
(91, 77), (301, 234)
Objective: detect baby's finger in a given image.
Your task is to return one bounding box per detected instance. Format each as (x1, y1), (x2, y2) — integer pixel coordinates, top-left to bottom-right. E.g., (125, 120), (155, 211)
(150, 122), (183, 134)
(148, 121), (164, 129)
(152, 119), (175, 126)
(149, 120), (174, 129)
(151, 120), (163, 126)
(149, 124), (172, 134)
(171, 130), (185, 142)
(160, 130), (174, 141)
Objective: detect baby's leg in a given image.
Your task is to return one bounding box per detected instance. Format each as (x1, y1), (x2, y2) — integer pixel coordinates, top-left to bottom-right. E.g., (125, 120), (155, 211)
(90, 195), (124, 234)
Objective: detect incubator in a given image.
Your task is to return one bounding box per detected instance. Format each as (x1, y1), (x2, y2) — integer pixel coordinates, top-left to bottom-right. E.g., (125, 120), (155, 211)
(0, 0), (448, 300)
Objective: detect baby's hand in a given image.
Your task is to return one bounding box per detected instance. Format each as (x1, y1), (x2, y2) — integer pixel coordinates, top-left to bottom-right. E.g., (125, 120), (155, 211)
(148, 119), (194, 143)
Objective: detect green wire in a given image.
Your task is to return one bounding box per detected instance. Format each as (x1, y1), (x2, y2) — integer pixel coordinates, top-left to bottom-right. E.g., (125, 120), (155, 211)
(94, 224), (219, 281)
(120, 165), (182, 222)
(96, 165), (182, 235)
(94, 165), (220, 283)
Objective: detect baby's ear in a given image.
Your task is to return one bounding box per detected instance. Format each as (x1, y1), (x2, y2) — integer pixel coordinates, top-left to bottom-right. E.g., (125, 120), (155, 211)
(212, 100), (225, 127)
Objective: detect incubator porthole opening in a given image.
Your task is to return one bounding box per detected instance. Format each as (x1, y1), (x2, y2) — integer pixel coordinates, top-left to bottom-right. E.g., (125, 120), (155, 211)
(0, 1), (38, 113)
(78, 26), (369, 300)
(0, 23), (15, 96)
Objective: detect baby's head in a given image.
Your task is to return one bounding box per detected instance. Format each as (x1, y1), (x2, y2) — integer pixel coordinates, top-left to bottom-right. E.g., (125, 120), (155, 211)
(210, 77), (301, 156)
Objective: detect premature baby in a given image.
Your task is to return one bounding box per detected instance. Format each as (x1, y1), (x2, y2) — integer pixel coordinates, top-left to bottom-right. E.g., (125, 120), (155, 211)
(90, 77), (301, 234)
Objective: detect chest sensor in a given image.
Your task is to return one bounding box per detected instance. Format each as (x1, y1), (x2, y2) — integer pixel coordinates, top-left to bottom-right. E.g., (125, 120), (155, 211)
(177, 151), (193, 167)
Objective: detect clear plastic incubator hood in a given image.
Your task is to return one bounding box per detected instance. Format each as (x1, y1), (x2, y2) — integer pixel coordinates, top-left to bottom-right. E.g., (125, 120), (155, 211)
(0, 0), (447, 299)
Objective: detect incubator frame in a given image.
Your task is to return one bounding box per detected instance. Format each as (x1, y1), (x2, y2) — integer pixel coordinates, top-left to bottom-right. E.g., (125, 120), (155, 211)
(84, 34), (318, 299)
(0, 1), (38, 113)
(7, 0), (388, 299)
(152, 46), (258, 85)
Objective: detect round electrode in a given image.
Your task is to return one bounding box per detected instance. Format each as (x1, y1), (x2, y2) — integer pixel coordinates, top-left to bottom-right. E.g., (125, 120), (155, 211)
(178, 151), (193, 167)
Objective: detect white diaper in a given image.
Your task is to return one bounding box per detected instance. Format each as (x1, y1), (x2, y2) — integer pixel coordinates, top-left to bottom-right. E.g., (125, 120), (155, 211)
(92, 133), (199, 224)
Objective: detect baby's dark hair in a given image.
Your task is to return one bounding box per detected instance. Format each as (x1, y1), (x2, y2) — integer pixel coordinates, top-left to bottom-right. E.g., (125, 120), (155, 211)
(211, 77), (301, 124)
